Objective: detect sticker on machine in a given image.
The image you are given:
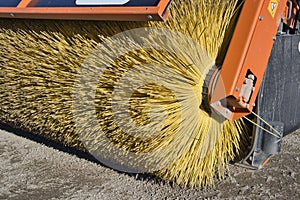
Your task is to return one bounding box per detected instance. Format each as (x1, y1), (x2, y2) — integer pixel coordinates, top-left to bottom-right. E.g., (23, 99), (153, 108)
(76, 0), (130, 5)
(268, 0), (279, 18)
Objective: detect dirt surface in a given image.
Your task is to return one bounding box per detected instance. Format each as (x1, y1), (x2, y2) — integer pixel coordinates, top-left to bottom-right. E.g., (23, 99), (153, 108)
(0, 128), (299, 200)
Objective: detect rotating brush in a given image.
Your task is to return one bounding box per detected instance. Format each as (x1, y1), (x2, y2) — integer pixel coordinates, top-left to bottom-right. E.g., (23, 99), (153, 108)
(0, 0), (249, 187)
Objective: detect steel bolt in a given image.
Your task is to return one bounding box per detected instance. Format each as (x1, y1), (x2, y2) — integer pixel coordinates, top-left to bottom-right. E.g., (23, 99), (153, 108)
(236, 87), (240, 92)
(147, 15), (153, 20)
(259, 16), (263, 21)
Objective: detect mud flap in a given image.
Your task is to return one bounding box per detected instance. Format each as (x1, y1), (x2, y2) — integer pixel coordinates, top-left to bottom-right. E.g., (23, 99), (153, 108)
(258, 34), (300, 136)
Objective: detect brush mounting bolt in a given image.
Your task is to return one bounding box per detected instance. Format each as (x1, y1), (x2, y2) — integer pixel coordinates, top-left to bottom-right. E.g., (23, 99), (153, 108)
(236, 87), (240, 92)
(10, 13), (15, 17)
(147, 15), (153, 20)
(259, 16), (263, 21)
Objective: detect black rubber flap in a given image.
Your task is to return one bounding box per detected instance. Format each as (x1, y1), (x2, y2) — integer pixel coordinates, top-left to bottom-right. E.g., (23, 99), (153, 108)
(258, 34), (300, 136)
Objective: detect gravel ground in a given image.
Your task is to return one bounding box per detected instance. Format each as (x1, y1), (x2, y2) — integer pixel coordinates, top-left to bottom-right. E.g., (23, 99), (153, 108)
(0, 127), (299, 200)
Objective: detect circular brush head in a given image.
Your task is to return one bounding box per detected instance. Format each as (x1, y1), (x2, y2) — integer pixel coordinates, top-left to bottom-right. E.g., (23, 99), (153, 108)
(0, 0), (248, 187)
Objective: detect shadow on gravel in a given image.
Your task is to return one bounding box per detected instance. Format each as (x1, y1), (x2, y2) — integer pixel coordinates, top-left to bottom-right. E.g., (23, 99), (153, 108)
(0, 122), (100, 163)
(0, 122), (159, 183)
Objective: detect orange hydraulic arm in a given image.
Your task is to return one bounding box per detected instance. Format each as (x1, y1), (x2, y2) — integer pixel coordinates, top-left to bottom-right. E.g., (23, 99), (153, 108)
(0, 0), (172, 21)
(210, 0), (299, 120)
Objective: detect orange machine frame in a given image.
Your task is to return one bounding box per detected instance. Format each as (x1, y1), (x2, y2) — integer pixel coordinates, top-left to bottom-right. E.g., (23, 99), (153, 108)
(210, 0), (290, 120)
(0, 0), (172, 21)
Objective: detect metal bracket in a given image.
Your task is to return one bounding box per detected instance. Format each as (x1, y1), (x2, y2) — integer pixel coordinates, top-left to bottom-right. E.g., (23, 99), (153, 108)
(239, 121), (284, 169)
(284, 0), (293, 21)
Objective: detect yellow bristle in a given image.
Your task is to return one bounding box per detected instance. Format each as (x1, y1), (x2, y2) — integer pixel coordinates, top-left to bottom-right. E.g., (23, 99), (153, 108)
(0, 0), (248, 187)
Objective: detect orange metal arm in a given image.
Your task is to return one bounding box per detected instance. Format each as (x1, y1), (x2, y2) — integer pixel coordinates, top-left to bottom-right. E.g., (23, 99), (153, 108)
(0, 0), (172, 21)
(210, 0), (289, 120)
